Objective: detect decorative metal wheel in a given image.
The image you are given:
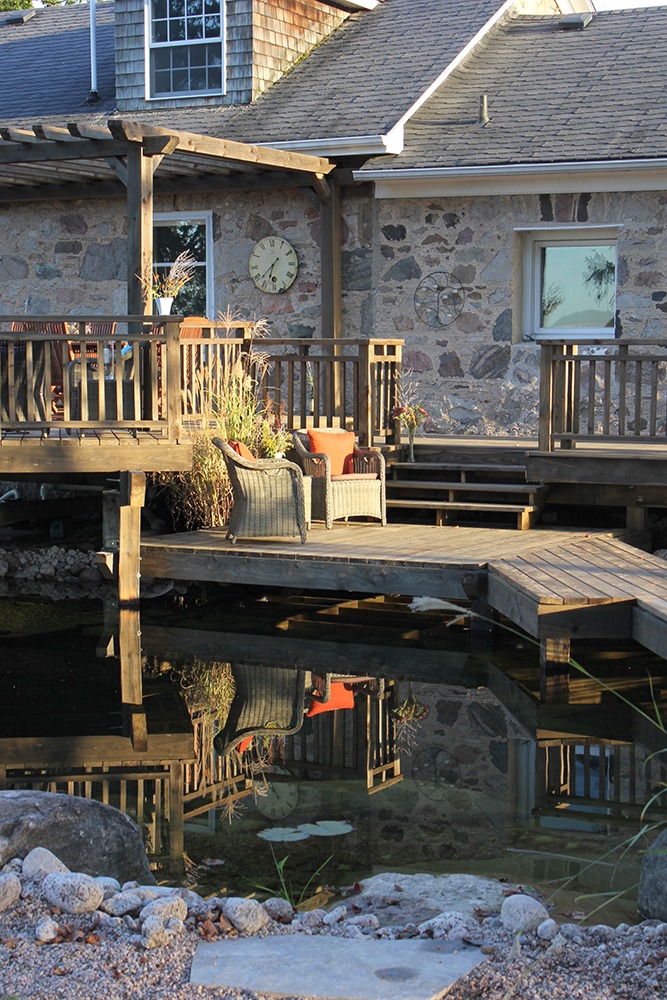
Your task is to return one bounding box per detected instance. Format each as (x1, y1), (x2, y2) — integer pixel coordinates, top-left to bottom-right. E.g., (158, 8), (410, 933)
(414, 272), (465, 328)
(411, 747), (461, 799)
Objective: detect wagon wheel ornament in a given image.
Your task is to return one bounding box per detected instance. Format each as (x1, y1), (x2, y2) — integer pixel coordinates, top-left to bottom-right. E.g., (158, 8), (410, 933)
(411, 747), (461, 800)
(414, 272), (465, 328)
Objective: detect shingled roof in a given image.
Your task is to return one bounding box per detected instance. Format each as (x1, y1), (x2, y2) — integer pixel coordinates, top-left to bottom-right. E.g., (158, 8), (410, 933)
(361, 7), (667, 172)
(0, 2), (116, 120)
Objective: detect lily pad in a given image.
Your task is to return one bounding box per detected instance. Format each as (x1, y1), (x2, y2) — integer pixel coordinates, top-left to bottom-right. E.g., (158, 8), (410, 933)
(258, 827), (309, 842)
(297, 820), (353, 837)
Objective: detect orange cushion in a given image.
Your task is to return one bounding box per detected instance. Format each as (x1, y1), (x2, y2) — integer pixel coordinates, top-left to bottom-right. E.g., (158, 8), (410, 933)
(228, 440), (256, 461)
(331, 473), (378, 481)
(237, 736), (253, 753)
(307, 682), (355, 716)
(307, 430), (355, 477)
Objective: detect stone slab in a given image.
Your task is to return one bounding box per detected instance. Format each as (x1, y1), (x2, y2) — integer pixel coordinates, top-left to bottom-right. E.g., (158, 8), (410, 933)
(190, 935), (486, 999)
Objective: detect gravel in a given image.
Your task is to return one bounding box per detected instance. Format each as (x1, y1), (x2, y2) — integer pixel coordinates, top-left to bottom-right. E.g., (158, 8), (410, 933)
(3, 891), (667, 1000)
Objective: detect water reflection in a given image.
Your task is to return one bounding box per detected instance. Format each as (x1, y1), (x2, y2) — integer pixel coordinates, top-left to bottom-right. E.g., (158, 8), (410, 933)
(1, 589), (666, 917)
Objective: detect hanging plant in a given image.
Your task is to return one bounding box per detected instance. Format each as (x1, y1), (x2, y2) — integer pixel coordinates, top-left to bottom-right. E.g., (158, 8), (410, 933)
(392, 682), (429, 722)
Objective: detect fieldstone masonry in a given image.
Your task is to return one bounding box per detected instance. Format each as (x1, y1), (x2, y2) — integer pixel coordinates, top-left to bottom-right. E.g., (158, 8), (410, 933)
(2, 184), (666, 436)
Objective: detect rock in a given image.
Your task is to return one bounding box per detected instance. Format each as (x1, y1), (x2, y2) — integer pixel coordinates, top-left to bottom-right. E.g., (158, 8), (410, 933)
(139, 896), (187, 924)
(176, 888), (210, 918)
(43, 871), (105, 914)
(93, 876), (120, 899)
(222, 896), (270, 935)
(101, 890), (145, 917)
(263, 896), (295, 923)
(322, 904), (346, 926)
(21, 847), (69, 882)
(537, 918), (559, 941)
(639, 827), (667, 920)
(0, 790), (155, 884)
(296, 908), (326, 928)
(142, 913), (185, 949)
(0, 872), (21, 912)
(34, 914), (60, 943)
(500, 894), (549, 933)
(344, 913), (380, 931)
(352, 873), (519, 927)
(419, 911), (481, 940)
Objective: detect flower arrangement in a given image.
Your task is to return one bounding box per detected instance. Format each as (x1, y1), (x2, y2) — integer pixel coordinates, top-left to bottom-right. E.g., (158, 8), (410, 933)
(258, 397), (291, 457)
(137, 250), (198, 302)
(392, 395), (429, 462)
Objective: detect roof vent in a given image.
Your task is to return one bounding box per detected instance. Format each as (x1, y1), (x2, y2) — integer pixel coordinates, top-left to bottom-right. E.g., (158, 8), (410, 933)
(6, 9), (36, 24)
(558, 12), (593, 30)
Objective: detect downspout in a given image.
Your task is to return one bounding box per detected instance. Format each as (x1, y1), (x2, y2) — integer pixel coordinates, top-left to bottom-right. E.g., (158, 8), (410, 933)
(88, 0), (99, 103)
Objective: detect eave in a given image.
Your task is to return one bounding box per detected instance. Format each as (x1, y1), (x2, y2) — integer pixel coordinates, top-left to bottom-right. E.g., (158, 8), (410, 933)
(355, 158), (667, 198)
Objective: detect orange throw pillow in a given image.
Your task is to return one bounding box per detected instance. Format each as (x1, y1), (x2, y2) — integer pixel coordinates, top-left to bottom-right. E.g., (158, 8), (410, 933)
(237, 736), (253, 753)
(228, 440), (256, 461)
(307, 430), (355, 476)
(306, 682), (355, 716)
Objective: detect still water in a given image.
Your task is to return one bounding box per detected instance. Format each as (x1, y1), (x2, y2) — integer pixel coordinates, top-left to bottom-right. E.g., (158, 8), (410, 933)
(2, 584), (666, 925)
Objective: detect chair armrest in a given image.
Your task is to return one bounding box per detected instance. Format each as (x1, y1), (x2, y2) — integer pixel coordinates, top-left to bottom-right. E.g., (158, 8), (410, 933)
(351, 447), (385, 479)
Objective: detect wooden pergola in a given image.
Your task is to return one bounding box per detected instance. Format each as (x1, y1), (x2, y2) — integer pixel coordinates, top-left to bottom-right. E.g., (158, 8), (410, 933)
(0, 117), (341, 329)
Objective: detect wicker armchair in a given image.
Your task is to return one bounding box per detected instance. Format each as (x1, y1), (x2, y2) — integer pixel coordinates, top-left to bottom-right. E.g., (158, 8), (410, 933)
(292, 429), (386, 529)
(213, 437), (307, 544)
(213, 664), (307, 756)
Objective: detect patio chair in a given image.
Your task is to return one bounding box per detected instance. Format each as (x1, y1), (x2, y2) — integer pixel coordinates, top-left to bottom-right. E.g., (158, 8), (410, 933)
(292, 428), (386, 529)
(9, 321), (66, 419)
(213, 437), (308, 544)
(213, 664), (307, 756)
(306, 673), (385, 715)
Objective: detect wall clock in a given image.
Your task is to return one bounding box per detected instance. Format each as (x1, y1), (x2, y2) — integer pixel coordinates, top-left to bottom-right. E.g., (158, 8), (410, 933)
(414, 271), (465, 328)
(255, 780), (299, 820)
(249, 236), (299, 293)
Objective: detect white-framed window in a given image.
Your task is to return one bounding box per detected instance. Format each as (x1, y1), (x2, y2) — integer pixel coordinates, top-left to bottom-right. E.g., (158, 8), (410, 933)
(521, 227), (619, 340)
(147, 0), (224, 99)
(153, 212), (213, 317)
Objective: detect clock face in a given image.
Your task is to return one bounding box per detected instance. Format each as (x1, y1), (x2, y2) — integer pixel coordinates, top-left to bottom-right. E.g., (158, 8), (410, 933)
(249, 237), (299, 294)
(414, 271), (465, 328)
(255, 781), (299, 820)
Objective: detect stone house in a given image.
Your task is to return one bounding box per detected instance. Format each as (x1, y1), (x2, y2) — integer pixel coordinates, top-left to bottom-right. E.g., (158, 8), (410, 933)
(1, 0), (665, 436)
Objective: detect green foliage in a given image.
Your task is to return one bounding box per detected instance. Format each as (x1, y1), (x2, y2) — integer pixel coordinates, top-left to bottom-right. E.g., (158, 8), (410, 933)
(251, 846), (333, 909)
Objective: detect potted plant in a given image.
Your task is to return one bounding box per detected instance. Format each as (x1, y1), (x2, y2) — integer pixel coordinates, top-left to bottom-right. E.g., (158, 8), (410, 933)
(137, 250), (197, 315)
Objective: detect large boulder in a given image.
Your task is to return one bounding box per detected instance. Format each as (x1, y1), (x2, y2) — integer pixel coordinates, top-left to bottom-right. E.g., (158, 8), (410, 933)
(638, 827), (667, 920)
(0, 790), (155, 885)
(348, 873), (521, 926)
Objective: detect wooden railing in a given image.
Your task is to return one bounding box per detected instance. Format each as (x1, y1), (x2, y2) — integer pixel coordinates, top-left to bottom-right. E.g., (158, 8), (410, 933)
(1, 315), (403, 448)
(539, 339), (667, 451)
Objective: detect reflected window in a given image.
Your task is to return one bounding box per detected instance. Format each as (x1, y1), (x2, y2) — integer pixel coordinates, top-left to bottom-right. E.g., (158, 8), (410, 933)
(523, 228), (619, 340)
(153, 213), (212, 317)
(148, 0), (224, 98)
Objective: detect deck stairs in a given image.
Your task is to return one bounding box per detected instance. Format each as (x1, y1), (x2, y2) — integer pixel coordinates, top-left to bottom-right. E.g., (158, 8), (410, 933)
(385, 458), (548, 530)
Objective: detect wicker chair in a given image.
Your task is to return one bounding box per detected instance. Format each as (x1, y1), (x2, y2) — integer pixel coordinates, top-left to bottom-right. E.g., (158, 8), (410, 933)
(213, 437), (308, 544)
(213, 664), (307, 756)
(292, 429), (386, 529)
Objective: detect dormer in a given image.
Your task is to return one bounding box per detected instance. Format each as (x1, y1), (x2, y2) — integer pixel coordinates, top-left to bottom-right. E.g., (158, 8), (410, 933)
(115, 0), (376, 113)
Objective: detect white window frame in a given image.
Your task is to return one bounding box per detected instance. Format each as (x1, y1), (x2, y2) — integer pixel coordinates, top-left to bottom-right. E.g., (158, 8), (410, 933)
(153, 211), (214, 318)
(145, 0), (226, 101)
(520, 225), (621, 341)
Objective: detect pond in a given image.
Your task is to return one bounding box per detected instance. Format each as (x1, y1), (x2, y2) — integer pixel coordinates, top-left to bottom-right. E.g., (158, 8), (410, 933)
(1, 583), (665, 927)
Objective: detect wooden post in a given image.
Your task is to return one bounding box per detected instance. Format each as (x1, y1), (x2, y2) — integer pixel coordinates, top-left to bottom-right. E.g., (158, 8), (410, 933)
(320, 182), (344, 422)
(119, 607), (147, 752)
(118, 471), (145, 606)
(126, 143), (154, 317)
(163, 316), (182, 439)
(169, 762), (185, 864)
(538, 342), (554, 452)
(358, 340), (372, 447)
(540, 637), (570, 703)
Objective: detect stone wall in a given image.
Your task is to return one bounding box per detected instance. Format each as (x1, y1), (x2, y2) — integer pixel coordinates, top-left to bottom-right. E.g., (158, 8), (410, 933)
(365, 188), (667, 436)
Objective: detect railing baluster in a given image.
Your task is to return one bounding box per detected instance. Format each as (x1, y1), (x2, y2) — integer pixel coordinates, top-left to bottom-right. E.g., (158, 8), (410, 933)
(634, 358), (643, 437)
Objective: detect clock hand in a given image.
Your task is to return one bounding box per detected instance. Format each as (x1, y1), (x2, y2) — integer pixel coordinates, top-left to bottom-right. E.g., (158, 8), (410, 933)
(261, 257), (280, 280)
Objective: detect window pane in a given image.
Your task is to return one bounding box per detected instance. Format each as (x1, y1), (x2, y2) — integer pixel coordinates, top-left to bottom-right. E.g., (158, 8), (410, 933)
(153, 222), (208, 316)
(169, 17), (185, 40)
(153, 0), (168, 19)
(186, 0), (202, 15)
(187, 16), (204, 39)
(540, 245), (616, 329)
(152, 19), (168, 42)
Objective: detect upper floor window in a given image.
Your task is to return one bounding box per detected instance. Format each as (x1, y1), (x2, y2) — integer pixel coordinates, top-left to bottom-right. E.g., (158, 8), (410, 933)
(522, 227), (618, 340)
(148, 0), (224, 99)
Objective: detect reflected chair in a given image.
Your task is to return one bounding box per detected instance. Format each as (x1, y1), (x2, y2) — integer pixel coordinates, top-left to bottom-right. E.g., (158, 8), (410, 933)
(213, 437), (308, 544)
(213, 664), (307, 756)
(292, 429), (386, 529)
(306, 673), (385, 715)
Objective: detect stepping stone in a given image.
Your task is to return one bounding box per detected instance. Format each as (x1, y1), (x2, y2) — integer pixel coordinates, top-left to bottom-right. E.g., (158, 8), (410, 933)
(190, 934), (487, 999)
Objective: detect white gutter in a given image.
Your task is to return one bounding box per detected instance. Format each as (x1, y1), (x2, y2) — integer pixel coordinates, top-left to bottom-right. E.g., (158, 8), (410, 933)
(260, 130), (404, 158)
(356, 159), (667, 198)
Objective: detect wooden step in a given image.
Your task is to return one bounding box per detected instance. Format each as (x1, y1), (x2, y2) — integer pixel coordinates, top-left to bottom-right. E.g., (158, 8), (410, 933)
(386, 498), (541, 530)
(386, 480), (544, 495)
(389, 461), (527, 475)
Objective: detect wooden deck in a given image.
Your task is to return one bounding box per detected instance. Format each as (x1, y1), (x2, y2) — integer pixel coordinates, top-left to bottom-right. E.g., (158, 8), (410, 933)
(140, 523), (667, 658)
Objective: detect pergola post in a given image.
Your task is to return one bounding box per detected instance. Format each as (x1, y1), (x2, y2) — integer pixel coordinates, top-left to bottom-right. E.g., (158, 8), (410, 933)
(320, 180), (344, 422)
(126, 142), (154, 316)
